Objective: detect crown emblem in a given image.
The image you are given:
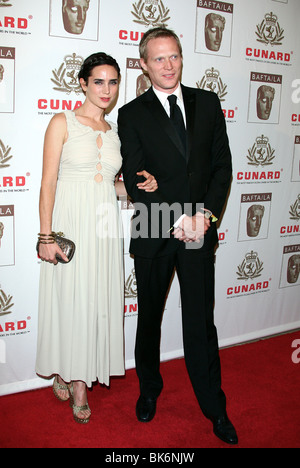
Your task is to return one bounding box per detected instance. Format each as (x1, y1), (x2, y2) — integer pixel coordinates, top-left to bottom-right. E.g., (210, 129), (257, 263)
(64, 53), (84, 71)
(256, 12), (284, 46)
(131, 0), (170, 28)
(265, 12), (278, 25)
(256, 135), (269, 148)
(51, 53), (83, 95)
(247, 135), (275, 167)
(245, 251), (258, 262)
(125, 269), (137, 299)
(205, 67), (220, 82)
(237, 251), (264, 281)
(289, 194), (300, 222)
(196, 67), (227, 102)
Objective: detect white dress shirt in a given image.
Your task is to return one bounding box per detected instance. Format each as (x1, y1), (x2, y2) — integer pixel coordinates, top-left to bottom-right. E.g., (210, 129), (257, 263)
(152, 85), (216, 231)
(152, 84), (187, 126)
(152, 84), (187, 228)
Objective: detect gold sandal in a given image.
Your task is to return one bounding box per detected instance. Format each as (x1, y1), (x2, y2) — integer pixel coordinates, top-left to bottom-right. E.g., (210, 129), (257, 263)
(68, 383), (91, 424)
(52, 375), (70, 402)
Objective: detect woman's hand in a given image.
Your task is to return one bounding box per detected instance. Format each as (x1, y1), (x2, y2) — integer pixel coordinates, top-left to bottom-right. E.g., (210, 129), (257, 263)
(38, 242), (69, 265)
(136, 170), (158, 192)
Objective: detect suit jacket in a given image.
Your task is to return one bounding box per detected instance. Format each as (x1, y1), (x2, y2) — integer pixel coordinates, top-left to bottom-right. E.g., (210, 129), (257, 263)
(117, 84), (232, 258)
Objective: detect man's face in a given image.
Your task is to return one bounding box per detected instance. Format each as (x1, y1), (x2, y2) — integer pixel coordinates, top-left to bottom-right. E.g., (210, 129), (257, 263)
(62, 0), (89, 35)
(140, 37), (182, 94)
(205, 15), (225, 51)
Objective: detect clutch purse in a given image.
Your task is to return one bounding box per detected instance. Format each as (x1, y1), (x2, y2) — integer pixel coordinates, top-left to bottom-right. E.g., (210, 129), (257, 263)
(36, 231), (76, 264)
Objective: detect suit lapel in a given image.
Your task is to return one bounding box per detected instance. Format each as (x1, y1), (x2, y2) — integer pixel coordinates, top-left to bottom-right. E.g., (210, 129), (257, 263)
(142, 88), (187, 158)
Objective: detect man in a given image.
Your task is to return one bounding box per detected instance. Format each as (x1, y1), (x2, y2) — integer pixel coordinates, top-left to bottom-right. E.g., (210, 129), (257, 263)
(118, 28), (237, 445)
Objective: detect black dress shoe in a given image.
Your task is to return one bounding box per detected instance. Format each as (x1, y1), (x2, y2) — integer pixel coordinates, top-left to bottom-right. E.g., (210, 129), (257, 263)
(136, 395), (157, 423)
(212, 414), (238, 445)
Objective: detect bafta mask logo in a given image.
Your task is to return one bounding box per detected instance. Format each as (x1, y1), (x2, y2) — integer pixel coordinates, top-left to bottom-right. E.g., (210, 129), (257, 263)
(0, 64), (4, 83)
(257, 85), (275, 120)
(51, 53), (84, 95)
(247, 205), (265, 237)
(0, 139), (13, 169)
(0, 222), (3, 246)
(132, 0), (170, 28)
(205, 13), (225, 52)
(125, 269), (137, 299)
(62, 0), (90, 35)
(0, 289), (14, 317)
(196, 67), (227, 102)
(0, 0), (12, 7)
(287, 255), (300, 284)
(136, 73), (151, 97)
(256, 12), (284, 46)
(237, 251), (264, 281)
(289, 195), (300, 222)
(247, 135), (275, 167)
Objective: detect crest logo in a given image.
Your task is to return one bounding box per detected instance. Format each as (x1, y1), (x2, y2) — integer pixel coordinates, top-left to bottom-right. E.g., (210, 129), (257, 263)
(131, 0), (170, 28)
(256, 12), (284, 46)
(0, 288), (13, 316)
(289, 195), (300, 222)
(125, 269), (137, 299)
(51, 53), (84, 95)
(247, 135), (275, 167)
(0, 139), (13, 169)
(196, 67), (227, 102)
(237, 251), (264, 281)
(0, 0), (12, 6)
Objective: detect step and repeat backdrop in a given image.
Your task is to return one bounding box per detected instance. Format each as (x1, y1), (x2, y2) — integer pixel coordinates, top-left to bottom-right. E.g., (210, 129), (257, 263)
(0, 0), (299, 395)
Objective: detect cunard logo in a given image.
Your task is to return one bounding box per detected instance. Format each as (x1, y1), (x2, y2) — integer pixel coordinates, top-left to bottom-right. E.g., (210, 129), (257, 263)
(51, 53), (84, 95)
(237, 251), (264, 281)
(0, 289), (13, 317)
(256, 12), (284, 46)
(125, 269), (137, 299)
(131, 0), (170, 28)
(289, 195), (300, 222)
(196, 67), (227, 102)
(0, 139), (13, 169)
(247, 135), (275, 167)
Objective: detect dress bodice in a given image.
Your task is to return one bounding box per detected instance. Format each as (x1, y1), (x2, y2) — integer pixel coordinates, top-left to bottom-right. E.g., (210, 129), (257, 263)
(58, 110), (122, 184)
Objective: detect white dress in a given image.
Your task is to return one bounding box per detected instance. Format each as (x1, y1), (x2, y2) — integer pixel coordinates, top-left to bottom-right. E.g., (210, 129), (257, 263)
(36, 110), (125, 387)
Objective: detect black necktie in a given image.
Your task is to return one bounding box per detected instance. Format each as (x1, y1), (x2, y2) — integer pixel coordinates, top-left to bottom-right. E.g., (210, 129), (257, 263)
(168, 94), (186, 153)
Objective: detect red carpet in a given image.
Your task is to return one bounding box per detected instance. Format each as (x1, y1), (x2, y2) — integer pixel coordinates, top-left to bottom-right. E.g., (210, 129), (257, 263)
(0, 331), (299, 449)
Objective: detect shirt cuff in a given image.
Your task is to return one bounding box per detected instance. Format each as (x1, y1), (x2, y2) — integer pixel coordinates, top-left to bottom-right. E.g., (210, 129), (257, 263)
(173, 214), (187, 228)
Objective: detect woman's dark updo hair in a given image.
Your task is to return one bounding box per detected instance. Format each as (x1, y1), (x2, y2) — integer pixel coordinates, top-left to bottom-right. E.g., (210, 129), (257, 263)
(78, 52), (121, 84)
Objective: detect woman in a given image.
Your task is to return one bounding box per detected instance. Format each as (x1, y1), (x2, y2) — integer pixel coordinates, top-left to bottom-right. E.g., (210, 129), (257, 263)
(36, 53), (157, 424)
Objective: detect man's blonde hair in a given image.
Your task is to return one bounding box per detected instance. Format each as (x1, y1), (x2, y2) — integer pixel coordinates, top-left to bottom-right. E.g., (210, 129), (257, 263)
(139, 27), (183, 62)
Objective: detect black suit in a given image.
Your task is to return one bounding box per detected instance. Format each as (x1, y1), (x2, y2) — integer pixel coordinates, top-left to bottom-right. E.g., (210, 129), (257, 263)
(118, 85), (232, 419)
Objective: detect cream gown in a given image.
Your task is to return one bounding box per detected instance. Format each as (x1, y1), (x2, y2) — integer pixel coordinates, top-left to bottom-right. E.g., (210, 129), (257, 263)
(36, 110), (125, 387)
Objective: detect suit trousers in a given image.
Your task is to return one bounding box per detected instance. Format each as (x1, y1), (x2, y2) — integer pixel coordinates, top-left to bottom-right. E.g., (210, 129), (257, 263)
(134, 244), (227, 419)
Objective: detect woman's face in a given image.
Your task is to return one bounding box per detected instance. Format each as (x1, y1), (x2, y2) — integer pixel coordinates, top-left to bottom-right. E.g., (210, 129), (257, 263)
(80, 65), (120, 110)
